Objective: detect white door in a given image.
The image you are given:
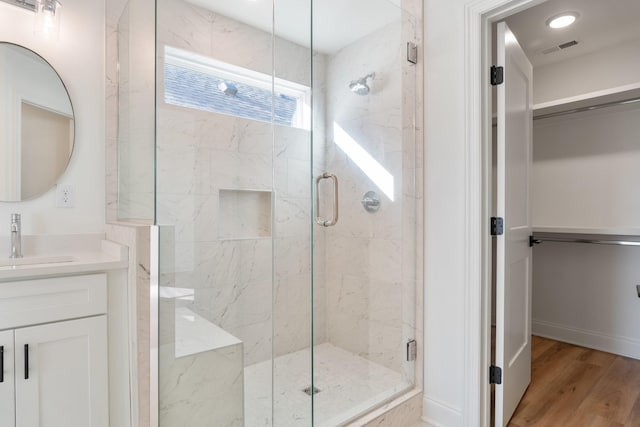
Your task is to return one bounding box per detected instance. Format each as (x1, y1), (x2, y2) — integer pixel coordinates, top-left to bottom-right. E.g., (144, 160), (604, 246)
(494, 21), (533, 427)
(0, 329), (15, 427)
(14, 316), (108, 427)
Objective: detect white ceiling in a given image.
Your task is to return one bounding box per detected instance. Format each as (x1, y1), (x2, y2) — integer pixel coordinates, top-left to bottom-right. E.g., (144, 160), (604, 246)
(185, 0), (402, 54)
(505, 0), (640, 67)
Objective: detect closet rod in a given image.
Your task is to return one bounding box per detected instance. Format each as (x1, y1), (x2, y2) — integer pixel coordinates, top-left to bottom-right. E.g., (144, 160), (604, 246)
(533, 96), (640, 121)
(534, 236), (640, 247)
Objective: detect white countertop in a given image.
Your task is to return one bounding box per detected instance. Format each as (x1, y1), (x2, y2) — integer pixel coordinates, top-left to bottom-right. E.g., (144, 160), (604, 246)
(0, 233), (128, 281)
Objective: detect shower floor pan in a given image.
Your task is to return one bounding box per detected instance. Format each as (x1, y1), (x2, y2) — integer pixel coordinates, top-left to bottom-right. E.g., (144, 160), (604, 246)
(244, 342), (411, 426)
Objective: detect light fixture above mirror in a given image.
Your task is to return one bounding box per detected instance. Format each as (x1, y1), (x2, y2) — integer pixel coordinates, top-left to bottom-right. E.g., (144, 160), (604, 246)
(34, 0), (62, 39)
(0, 0), (36, 11)
(0, 0), (62, 40)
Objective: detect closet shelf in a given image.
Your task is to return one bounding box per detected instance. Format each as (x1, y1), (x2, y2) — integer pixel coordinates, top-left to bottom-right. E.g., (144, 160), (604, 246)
(533, 226), (640, 237)
(533, 82), (640, 119)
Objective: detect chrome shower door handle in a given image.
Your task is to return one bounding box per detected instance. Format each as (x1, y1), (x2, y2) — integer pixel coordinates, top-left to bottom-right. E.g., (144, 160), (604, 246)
(315, 173), (339, 227)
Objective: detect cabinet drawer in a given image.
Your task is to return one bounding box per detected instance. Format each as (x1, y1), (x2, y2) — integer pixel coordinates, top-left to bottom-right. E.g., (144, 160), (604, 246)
(0, 274), (107, 330)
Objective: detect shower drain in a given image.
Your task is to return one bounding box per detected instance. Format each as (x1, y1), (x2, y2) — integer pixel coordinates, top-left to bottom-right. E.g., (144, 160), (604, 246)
(302, 386), (320, 396)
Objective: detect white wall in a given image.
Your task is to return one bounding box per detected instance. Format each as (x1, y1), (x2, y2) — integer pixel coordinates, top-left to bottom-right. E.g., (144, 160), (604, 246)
(423, 1), (467, 424)
(531, 100), (640, 362)
(533, 103), (640, 229)
(0, 0), (105, 236)
(324, 19), (415, 373)
(424, 1), (640, 426)
(534, 37), (640, 105)
(532, 240), (640, 359)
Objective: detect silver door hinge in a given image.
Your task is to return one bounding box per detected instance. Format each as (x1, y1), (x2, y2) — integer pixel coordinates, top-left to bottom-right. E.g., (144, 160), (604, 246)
(407, 42), (418, 64)
(407, 339), (417, 361)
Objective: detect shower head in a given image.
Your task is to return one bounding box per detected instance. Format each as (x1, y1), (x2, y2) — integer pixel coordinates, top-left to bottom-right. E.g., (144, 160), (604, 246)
(349, 73), (375, 95)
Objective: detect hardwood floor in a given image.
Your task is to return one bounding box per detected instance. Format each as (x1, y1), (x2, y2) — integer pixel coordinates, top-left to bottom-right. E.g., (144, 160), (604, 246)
(507, 336), (640, 427)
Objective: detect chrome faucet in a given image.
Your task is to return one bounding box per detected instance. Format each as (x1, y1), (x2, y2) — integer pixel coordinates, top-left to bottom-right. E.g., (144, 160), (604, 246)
(10, 213), (23, 259)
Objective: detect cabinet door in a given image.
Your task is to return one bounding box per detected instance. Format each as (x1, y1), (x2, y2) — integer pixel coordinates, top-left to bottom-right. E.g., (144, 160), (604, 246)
(15, 316), (108, 427)
(0, 330), (15, 427)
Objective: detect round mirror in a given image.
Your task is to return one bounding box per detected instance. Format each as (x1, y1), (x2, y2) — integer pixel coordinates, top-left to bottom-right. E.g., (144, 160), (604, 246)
(0, 42), (75, 202)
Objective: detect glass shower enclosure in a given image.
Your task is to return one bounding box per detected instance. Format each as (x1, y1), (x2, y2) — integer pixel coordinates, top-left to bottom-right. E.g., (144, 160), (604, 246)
(119, 0), (420, 425)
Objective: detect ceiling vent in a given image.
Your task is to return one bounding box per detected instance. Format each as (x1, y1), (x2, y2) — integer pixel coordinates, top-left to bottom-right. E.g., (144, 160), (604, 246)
(558, 40), (579, 49)
(539, 40), (580, 56)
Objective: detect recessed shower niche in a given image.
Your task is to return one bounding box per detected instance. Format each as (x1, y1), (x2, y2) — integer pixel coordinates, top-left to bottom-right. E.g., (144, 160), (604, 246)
(218, 189), (272, 240)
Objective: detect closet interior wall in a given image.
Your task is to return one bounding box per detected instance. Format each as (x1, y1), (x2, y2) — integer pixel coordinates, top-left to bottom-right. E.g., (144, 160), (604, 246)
(530, 36), (640, 359)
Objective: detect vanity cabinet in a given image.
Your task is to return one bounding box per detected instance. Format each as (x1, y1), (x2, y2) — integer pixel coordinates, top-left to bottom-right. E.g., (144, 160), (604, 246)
(0, 274), (109, 427)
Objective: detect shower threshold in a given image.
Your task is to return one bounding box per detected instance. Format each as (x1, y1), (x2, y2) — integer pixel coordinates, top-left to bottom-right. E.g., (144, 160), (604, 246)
(244, 342), (412, 426)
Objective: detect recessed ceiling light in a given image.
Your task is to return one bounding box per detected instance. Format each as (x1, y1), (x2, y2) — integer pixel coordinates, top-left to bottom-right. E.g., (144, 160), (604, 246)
(546, 12), (579, 29)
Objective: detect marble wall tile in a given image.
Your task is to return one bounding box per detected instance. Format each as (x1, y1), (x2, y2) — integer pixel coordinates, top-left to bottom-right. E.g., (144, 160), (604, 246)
(275, 125), (312, 161)
(105, 223), (152, 427)
(193, 240), (241, 285)
(368, 321), (403, 370)
(274, 310), (312, 357)
(323, 16), (420, 375)
(235, 120), (276, 156)
(156, 143), (212, 195)
(105, 135), (119, 223)
(274, 197), (310, 239)
(115, 0), (156, 221)
(209, 150), (273, 191)
(157, 0), (214, 57)
(273, 237), (312, 278)
(274, 30), (312, 85)
(285, 159), (312, 199)
(313, 273), (328, 344)
(236, 239), (273, 283)
(208, 15), (272, 77)
(326, 236), (371, 278)
(156, 193), (218, 242)
(370, 279), (403, 325)
(369, 238), (403, 283)
(190, 284), (236, 324)
(105, 12), (119, 224)
(165, 240), (195, 274)
(234, 321), (272, 366)
(159, 343), (243, 427)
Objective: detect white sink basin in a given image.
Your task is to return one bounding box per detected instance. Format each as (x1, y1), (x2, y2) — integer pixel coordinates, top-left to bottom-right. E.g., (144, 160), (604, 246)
(0, 255), (76, 267)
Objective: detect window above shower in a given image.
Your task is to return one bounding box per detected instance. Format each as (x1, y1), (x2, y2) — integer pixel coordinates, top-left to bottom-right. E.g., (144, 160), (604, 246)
(163, 46), (311, 129)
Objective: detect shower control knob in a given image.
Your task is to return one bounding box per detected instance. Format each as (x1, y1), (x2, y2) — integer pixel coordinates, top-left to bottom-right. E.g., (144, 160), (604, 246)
(361, 191), (381, 213)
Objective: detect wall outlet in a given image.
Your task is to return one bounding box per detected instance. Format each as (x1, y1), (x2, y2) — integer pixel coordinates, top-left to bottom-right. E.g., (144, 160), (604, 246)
(56, 184), (74, 208)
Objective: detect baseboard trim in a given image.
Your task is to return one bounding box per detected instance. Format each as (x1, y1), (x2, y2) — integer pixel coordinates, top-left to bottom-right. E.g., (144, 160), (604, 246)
(532, 320), (640, 360)
(422, 395), (463, 427)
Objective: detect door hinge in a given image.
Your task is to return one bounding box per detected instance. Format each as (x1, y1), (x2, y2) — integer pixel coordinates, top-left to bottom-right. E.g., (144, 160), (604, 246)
(407, 339), (417, 361)
(490, 365), (502, 384)
(491, 65), (504, 85)
(491, 217), (504, 236)
(529, 235), (541, 247)
(407, 42), (418, 64)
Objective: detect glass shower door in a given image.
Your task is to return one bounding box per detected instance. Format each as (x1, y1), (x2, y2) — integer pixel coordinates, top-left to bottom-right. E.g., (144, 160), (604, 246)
(310, 1), (418, 424)
(271, 1), (315, 425)
(155, 0), (277, 425)
(151, 0), (418, 425)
